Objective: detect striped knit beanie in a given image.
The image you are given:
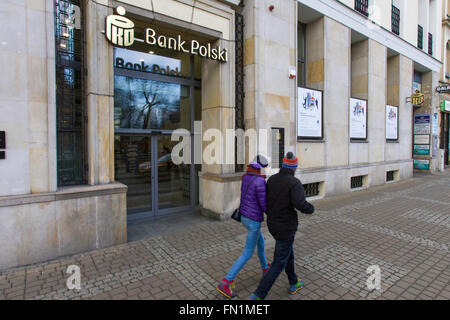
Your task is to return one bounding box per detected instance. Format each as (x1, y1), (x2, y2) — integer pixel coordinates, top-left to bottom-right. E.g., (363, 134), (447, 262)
(282, 152), (298, 169)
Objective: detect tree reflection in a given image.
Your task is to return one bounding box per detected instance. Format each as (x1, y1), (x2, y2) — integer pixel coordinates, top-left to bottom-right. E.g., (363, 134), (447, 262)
(114, 76), (180, 130)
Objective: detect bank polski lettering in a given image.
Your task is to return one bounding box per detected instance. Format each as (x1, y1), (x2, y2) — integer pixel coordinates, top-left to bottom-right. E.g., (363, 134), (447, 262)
(104, 8), (227, 62)
(145, 28), (227, 62)
(114, 47), (181, 76)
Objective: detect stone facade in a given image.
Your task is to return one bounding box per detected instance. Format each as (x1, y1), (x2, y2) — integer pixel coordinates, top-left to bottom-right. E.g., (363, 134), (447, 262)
(0, 0), (446, 270)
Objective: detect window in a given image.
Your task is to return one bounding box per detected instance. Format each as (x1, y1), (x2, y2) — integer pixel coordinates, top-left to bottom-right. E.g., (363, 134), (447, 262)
(304, 182), (320, 198)
(391, 5), (400, 35)
(351, 176), (364, 189)
(235, 12), (245, 172)
(297, 23), (306, 87)
(386, 171), (395, 182)
(355, 0), (369, 17)
(428, 33), (433, 55)
(418, 25), (423, 49)
(54, 0), (86, 186)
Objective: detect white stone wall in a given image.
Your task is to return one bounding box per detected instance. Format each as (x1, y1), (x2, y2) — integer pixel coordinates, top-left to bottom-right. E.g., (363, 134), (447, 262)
(0, 0), (56, 197)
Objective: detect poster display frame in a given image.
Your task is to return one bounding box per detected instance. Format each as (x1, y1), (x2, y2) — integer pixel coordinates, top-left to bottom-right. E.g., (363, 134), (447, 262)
(349, 97), (368, 140)
(297, 86), (324, 140)
(386, 105), (399, 141)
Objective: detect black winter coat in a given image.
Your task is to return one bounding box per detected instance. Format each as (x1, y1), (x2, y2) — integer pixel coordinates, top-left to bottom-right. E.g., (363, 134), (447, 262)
(266, 167), (315, 240)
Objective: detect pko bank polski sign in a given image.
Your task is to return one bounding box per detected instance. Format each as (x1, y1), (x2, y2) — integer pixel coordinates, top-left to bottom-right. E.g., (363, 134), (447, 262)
(105, 6), (228, 63)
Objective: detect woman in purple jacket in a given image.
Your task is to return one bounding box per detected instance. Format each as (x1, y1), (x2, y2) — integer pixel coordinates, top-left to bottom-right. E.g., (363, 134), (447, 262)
(216, 155), (270, 299)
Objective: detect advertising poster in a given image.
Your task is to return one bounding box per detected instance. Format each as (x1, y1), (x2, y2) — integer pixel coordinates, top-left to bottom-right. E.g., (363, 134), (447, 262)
(413, 145), (430, 155)
(414, 113), (431, 134)
(350, 98), (367, 139)
(386, 105), (398, 140)
(432, 135), (438, 157)
(432, 113), (438, 135)
(297, 87), (323, 139)
(414, 159), (430, 170)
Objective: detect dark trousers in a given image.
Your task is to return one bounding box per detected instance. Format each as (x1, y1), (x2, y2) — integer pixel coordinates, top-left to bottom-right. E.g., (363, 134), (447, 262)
(254, 237), (297, 300)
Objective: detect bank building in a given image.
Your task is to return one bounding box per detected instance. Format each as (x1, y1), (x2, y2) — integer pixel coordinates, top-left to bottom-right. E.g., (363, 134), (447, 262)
(0, 0), (448, 270)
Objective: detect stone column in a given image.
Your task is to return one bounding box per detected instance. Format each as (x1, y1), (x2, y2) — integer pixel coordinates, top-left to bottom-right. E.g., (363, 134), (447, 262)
(199, 29), (238, 219)
(324, 17), (351, 168)
(368, 40), (387, 164)
(85, 1), (115, 185)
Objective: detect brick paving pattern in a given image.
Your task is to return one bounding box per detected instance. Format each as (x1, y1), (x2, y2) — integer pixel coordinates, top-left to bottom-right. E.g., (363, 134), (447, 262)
(0, 171), (449, 300)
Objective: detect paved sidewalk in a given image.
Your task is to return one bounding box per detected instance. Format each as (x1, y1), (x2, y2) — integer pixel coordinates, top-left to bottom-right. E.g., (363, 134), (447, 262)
(0, 172), (449, 300)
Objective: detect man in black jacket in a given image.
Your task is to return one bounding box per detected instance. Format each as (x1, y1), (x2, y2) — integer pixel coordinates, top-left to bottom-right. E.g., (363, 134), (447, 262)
(250, 152), (314, 300)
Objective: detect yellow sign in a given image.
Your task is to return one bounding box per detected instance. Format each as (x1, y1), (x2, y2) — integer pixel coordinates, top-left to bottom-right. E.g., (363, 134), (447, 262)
(411, 93), (424, 105)
(407, 90), (424, 105)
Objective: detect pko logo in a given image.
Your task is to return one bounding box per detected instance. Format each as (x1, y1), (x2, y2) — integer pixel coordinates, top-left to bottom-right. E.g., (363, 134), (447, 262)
(106, 6), (134, 47)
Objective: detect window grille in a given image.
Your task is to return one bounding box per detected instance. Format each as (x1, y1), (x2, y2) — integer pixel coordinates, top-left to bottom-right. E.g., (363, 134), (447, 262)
(428, 33), (433, 55)
(351, 176), (364, 189)
(418, 25), (423, 49)
(386, 171), (395, 182)
(391, 5), (400, 35)
(355, 0), (369, 17)
(235, 12), (245, 172)
(54, 0), (86, 186)
(304, 182), (320, 198)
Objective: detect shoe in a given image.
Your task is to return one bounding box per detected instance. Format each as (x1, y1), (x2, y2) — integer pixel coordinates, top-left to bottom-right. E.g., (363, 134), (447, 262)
(288, 280), (304, 294)
(262, 264), (270, 276)
(216, 278), (236, 299)
(250, 293), (262, 300)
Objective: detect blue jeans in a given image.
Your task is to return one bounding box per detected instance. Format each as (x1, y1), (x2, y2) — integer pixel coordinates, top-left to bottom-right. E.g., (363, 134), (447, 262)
(225, 216), (269, 281)
(254, 237), (297, 300)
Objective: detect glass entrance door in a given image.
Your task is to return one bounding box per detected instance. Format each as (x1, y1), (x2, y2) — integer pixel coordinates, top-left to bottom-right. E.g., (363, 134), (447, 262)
(113, 45), (201, 218)
(115, 134), (193, 218)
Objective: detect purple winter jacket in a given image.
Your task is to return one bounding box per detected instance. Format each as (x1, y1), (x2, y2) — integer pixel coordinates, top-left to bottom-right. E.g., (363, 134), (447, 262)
(239, 162), (267, 222)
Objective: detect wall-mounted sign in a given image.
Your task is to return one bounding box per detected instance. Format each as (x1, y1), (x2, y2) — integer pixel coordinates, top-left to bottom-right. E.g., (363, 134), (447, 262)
(432, 113), (438, 135)
(0, 131), (5, 149)
(406, 92), (424, 105)
(0, 131), (5, 160)
(413, 145), (430, 155)
(349, 98), (367, 139)
(432, 134), (438, 157)
(105, 7), (228, 62)
(436, 84), (450, 93)
(106, 6), (135, 47)
(414, 159), (430, 170)
(441, 100), (450, 112)
(412, 82), (421, 93)
(297, 87), (323, 139)
(114, 47), (182, 76)
(414, 113), (431, 134)
(414, 134), (430, 145)
(386, 105), (398, 140)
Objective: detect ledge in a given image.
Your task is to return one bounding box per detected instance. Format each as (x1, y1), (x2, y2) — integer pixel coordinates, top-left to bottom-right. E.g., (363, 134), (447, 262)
(0, 182), (128, 208)
(199, 171), (244, 182)
(297, 139), (326, 143)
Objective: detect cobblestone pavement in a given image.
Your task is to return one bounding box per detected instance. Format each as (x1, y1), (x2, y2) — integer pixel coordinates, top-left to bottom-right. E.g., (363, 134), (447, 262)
(0, 172), (449, 300)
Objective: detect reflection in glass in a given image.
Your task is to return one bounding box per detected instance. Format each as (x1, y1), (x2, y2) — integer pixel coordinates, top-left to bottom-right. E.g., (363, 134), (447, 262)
(114, 136), (152, 214)
(114, 76), (190, 130)
(157, 135), (190, 209)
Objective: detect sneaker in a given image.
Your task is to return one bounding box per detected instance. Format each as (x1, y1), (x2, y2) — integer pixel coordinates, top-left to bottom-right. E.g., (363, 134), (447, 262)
(262, 264), (270, 276)
(216, 278), (236, 299)
(250, 293), (262, 300)
(288, 280), (304, 294)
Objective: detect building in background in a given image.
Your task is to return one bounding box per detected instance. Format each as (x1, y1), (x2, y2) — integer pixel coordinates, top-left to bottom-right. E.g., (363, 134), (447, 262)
(438, 0), (450, 169)
(0, 0), (446, 270)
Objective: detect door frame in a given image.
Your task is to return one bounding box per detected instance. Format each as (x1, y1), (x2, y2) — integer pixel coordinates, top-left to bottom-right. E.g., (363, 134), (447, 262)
(116, 131), (197, 221)
(114, 53), (200, 220)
